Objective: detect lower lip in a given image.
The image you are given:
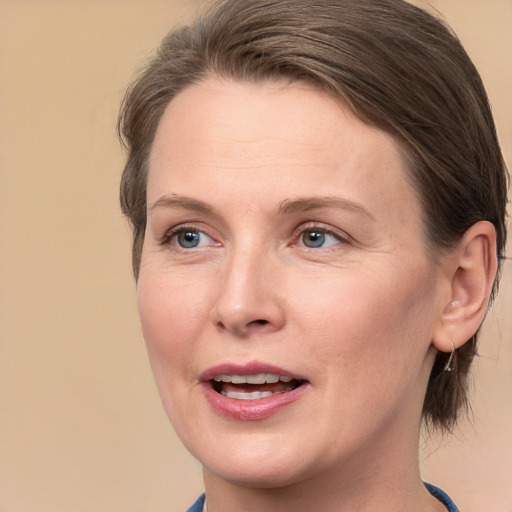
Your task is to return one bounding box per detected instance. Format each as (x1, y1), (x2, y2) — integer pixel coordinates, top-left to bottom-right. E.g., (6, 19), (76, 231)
(202, 382), (309, 421)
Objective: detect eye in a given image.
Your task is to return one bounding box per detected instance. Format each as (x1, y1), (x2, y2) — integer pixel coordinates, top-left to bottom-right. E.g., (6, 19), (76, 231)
(170, 228), (213, 249)
(296, 227), (345, 249)
(300, 229), (338, 248)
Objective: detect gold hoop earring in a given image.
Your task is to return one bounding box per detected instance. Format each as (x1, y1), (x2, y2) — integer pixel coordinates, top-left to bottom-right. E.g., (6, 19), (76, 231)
(444, 341), (457, 372)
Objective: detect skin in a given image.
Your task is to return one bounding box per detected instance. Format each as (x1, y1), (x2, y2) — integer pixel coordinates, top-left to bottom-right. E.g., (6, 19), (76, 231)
(138, 78), (456, 511)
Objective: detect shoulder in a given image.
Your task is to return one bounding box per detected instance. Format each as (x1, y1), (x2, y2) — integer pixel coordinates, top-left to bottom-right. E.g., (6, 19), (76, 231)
(424, 482), (459, 512)
(187, 488), (457, 512)
(186, 493), (206, 512)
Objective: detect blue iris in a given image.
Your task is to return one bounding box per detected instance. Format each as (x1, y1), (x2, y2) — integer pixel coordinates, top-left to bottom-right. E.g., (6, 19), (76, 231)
(177, 230), (201, 248)
(302, 230), (326, 248)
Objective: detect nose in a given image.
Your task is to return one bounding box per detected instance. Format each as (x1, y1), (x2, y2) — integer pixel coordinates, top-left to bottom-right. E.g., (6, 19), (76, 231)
(211, 249), (286, 337)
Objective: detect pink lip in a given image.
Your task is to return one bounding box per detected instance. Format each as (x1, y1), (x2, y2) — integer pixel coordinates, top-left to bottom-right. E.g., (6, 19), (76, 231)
(199, 361), (305, 382)
(200, 361), (310, 421)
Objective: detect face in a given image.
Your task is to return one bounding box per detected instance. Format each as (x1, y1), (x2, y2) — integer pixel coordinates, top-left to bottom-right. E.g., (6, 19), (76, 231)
(138, 78), (447, 488)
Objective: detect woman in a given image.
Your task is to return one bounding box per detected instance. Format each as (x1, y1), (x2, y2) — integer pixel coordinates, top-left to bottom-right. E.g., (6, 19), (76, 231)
(118, 0), (509, 510)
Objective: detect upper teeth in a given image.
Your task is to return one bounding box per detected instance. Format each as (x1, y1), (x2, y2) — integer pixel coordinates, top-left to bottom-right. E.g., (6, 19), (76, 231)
(213, 373), (292, 384)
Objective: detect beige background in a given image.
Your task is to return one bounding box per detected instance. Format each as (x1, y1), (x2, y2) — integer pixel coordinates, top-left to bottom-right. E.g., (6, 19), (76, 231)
(0, 1), (510, 511)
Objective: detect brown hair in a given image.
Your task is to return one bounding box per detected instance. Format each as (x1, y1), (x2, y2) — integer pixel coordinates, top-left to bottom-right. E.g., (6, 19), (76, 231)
(118, 0), (509, 431)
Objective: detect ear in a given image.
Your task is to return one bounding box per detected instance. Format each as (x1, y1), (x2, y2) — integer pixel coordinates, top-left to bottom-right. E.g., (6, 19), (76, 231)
(432, 221), (498, 353)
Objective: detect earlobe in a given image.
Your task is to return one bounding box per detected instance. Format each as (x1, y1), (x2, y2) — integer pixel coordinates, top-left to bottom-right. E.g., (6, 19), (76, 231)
(432, 221), (497, 353)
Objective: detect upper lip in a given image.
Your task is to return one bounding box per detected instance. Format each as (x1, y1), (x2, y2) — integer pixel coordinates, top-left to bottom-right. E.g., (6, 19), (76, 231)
(199, 361), (306, 383)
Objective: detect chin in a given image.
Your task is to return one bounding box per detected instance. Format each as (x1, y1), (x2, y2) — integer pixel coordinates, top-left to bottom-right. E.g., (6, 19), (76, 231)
(182, 425), (338, 491)
(204, 457), (309, 489)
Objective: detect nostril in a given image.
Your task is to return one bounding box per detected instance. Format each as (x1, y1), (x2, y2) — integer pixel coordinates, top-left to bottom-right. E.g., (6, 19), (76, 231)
(243, 318), (271, 332)
(215, 319), (267, 326)
(214, 317), (272, 335)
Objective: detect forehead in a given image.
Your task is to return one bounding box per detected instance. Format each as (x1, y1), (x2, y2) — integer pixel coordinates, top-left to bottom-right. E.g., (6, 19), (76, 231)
(151, 78), (399, 160)
(148, 78), (422, 230)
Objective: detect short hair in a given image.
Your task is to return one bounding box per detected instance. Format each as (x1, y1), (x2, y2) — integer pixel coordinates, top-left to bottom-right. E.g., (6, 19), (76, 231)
(118, 0), (509, 431)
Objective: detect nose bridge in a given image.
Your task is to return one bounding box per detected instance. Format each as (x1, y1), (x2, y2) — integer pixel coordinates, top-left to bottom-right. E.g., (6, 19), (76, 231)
(212, 239), (284, 335)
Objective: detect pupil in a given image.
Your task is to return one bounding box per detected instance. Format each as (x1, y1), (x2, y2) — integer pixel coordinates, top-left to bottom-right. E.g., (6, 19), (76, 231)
(304, 230), (325, 248)
(178, 230), (199, 248)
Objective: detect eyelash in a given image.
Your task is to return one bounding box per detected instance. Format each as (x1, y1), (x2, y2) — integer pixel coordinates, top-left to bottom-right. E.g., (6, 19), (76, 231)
(160, 224), (216, 248)
(291, 222), (350, 250)
(160, 222), (350, 251)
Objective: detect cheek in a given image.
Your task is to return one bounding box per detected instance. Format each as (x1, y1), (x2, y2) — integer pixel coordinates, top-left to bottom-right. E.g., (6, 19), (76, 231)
(293, 266), (438, 378)
(308, 272), (438, 434)
(136, 271), (207, 430)
(136, 268), (209, 370)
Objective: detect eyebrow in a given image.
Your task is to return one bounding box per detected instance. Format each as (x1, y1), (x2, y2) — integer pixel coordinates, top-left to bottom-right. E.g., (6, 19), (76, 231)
(278, 197), (375, 220)
(148, 194), (213, 214)
(149, 194), (375, 221)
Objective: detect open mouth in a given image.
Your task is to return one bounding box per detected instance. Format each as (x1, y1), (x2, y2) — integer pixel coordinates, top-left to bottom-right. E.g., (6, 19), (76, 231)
(211, 373), (304, 400)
